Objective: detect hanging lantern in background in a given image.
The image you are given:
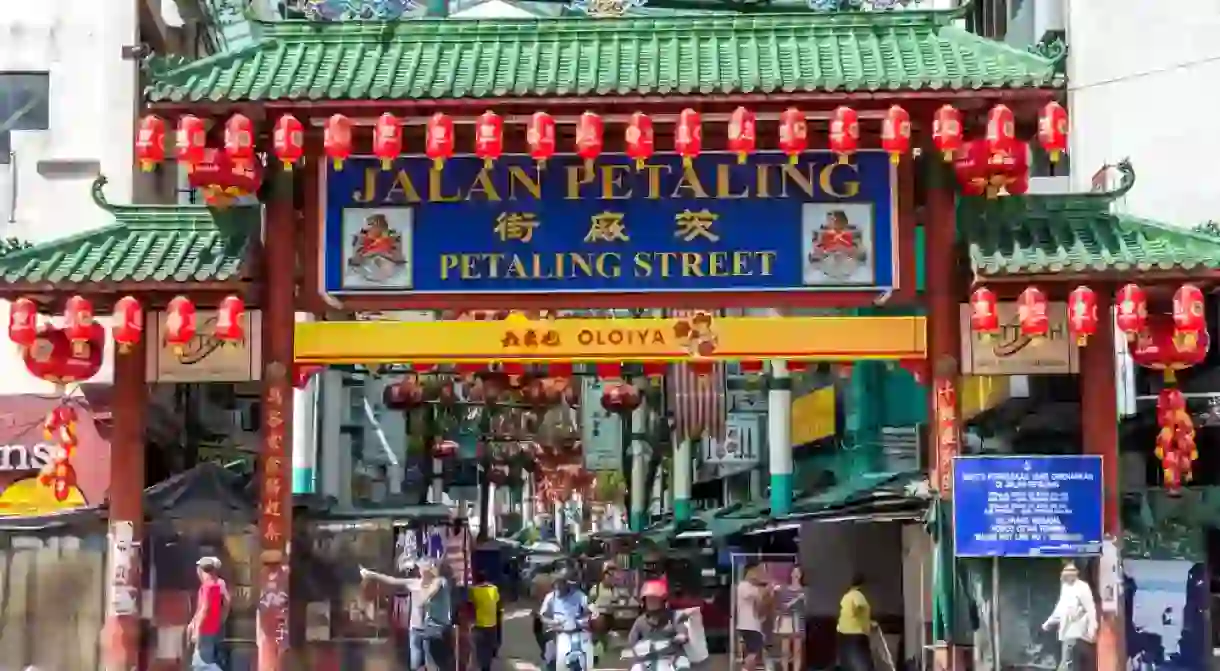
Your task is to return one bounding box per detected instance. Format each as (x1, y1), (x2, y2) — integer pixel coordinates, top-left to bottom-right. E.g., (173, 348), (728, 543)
(426, 113), (454, 170)
(777, 108), (807, 165)
(175, 115), (207, 173)
(1067, 285), (1098, 346)
(1038, 101), (1069, 163)
(1115, 283), (1148, 341)
(727, 106), (756, 164)
(215, 295), (246, 344)
(9, 297), (37, 352)
(738, 360), (764, 377)
(474, 111), (504, 168)
(986, 104), (1017, 157)
(625, 112), (655, 169)
(63, 295), (95, 358)
(576, 112), (604, 171)
(1173, 283), (1206, 351)
(953, 139), (1029, 198)
(136, 115), (167, 172)
(786, 361), (808, 373)
(932, 105), (963, 162)
(829, 106), (859, 164)
(880, 105), (911, 164)
(601, 382), (641, 415)
(373, 113), (402, 170)
(165, 296), (197, 356)
(674, 108), (702, 168)
(224, 114), (255, 171)
(641, 362), (667, 382)
(273, 114), (305, 170)
(324, 114), (353, 170)
(1017, 286), (1049, 340)
(969, 287), (1000, 340)
(595, 362), (622, 380)
(1131, 314), (1210, 382)
(527, 112), (556, 167)
(111, 296), (143, 353)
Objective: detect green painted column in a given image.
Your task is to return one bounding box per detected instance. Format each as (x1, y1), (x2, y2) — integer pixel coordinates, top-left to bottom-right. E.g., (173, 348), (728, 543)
(845, 361), (884, 476)
(768, 362), (793, 516)
(672, 439), (693, 521)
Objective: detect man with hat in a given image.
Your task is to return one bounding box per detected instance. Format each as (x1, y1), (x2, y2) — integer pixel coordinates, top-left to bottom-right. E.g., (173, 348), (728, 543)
(1042, 562), (1098, 671)
(189, 556), (230, 670)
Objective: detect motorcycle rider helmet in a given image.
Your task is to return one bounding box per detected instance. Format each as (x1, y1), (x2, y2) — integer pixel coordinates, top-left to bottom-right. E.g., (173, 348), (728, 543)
(640, 579), (668, 609)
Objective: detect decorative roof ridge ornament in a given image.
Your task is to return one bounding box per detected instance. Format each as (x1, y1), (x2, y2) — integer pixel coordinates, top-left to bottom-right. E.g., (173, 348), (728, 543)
(569, 0), (647, 18)
(1088, 158), (1136, 202)
(300, 0), (420, 20)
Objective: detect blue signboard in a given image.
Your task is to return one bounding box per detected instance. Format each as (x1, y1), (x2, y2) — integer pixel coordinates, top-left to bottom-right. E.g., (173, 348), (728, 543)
(953, 455), (1104, 558)
(323, 151), (897, 295)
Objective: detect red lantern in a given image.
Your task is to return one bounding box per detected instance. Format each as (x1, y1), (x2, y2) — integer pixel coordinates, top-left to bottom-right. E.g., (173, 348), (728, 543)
(970, 287), (999, 339)
(829, 106), (859, 164)
(474, 111), (503, 168)
(1017, 286), (1049, 339)
(727, 107), (756, 164)
(136, 115), (166, 172)
(1038, 101), (1068, 163)
(1131, 314), (1210, 381)
(1115, 283), (1148, 341)
(601, 382), (641, 415)
(112, 296), (143, 353)
(778, 108), (807, 165)
(9, 297), (37, 350)
(426, 113), (454, 170)
(165, 296), (196, 356)
(63, 295), (94, 357)
(215, 295), (246, 344)
(1173, 283), (1206, 351)
(880, 105), (911, 165)
(932, 105), (964, 162)
(374, 113), (402, 170)
(175, 115), (207, 172)
(224, 114), (255, 170)
(1067, 285), (1098, 346)
(739, 360), (764, 376)
(384, 376), (425, 410)
(324, 114), (353, 170)
(23, 324), (104, 385)
(189, 148), (264, 207)
(273, 115), (304, 170)
(527, 112), (556, 166)
(576, 112), (604, 170)
(625, 112), (655, 168)
(595, 362), (622, 380)
(674, 109), (702, 168)
(953, 140), (1029, 198)
(986, 104), (1017, 157)
(641, 362), (667, 380)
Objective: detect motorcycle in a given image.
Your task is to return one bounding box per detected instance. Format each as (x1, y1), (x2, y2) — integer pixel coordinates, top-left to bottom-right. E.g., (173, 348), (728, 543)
(620, 611), (693, 671)
(546, 616), (593, 671)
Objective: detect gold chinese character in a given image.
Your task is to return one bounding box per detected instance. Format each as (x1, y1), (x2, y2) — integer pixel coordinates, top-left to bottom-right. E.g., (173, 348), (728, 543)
(674, 209), (720, 242)
(266, 410), (284, 430)
(584, 212), (629, 242)
(523, 330), (539, 347)
(268, 388), (284, 406)
(266, 477), (282, 498)
(501, 331), (521, 347)
(542, 330), (560, 346)
(263, 524), (282, 543)
(263, 500), (282, 517)
(266, 433), (284, 455)
(494, 212), (540, 242)
(266, 457), (283, 476)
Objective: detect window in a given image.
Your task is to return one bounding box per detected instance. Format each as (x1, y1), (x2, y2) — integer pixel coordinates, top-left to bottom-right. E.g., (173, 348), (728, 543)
(0, 73), (50, 164)
(964, 0), (1009, 40)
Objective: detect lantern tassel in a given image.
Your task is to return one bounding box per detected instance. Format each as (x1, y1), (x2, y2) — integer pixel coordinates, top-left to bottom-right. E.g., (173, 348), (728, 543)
(140, 160), (156, 173)
(837, 154), (849, 165)
(381, 158), (393, 171)
(635, 158), (645, 170)
(787, 154), (799, 166)
(585, 158), (595, 173)
(736, 153), (747, 165)
(890, 153), (901, 165)
(942, 151), (953, 163)
(1164, 369), (1177, 384)
(1076, 334), (1089, 347)
(484, 158), (494, 169)
(433, 158), (444, 171)
(1050, 150), (1062, 163)
(333, 158), (345, 171)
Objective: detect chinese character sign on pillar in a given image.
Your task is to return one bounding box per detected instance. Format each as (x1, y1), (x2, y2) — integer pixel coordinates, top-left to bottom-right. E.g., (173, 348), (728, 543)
(258, 375), (291, 666)
(934, 378), (959, 497)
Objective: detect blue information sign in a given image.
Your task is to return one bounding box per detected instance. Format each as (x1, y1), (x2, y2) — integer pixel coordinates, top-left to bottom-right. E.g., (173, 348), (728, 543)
(322, 151), (896, 296)
(953, 455), (1104, 558)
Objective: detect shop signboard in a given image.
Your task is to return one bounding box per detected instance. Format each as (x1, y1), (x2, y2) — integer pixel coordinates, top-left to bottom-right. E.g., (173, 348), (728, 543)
(147, 309), (262, 382)
(953, 455), (1103, 557)
(959, 302), (1079, 375)
(322, 152), (898, 297)
(700, 412), (761, 465)
(581, 377), (624, 471)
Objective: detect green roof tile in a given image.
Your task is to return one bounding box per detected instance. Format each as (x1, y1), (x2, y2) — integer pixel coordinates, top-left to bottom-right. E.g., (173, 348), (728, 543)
(146, 11), (1061, 103)
(0, 178), (258, 289)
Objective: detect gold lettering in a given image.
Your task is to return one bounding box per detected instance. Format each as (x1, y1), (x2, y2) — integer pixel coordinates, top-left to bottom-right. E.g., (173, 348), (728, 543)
(507, 255), (528, 278)
(429, 169), (462, 202)
(671, 167), (710, 199)
(820, 162), (861, 198)
(466, 169), (501, 201)
(708, 251), (729, 276)
(681, 252), (704, 277)
(460, 254), (479, 279)
(507, 166), (541, 200)
(354, 167), (378, 203)
(571, 254), (594, 277)
(674, 210), (720, 242)
(755, 164), (778, 198)
(656, 251), (678, 277)
(633, 252), (653, 277)
(779, 164), (816, 198)
(440, 254), (459, 280)
(486, 253), (504, 277)
(600, 165), (633, 199)
(585, 212), (629, 242)
(385, 170), (422, 203)
(566, 166), (594, 200)
(494, 212), (540, 242)
(715, 164), (749, 199)
(758, 251), (777, 276)
(640, 164), (670, 199)
(595, 253), (622, 278)
(732, 251), (753, 276)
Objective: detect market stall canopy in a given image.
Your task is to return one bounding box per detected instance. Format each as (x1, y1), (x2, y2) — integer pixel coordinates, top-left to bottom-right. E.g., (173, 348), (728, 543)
(743, 470), (927, 534)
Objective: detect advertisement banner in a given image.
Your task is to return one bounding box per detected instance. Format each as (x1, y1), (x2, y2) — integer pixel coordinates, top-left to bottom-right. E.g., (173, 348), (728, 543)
(700, 412), (762, 465)
(581, 377), (623, 471)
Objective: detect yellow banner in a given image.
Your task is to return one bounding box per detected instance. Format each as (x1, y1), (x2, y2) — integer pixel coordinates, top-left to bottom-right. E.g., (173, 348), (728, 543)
(294, 314), (926, 364)
(791, 386), (837, 446)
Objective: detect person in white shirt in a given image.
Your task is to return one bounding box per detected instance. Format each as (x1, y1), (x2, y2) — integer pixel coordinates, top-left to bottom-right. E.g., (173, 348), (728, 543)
(1042, 563), (1098, 671)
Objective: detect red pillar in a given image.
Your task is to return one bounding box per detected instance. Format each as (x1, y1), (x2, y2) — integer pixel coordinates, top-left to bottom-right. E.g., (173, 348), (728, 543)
(257, 166), (297, 671)
(103, 309), (148, 671)
(1080, 287), (1123, 670)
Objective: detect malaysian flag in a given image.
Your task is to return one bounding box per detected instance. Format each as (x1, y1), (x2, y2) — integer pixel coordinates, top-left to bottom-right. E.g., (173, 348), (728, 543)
(667, 310), (727, 443)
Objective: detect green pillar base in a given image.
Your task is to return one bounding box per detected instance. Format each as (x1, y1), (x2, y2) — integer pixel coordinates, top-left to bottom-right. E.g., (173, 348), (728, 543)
(630, 512), (648, 531)
(292, 467), (315, 495)
(674, 498), (692, 522)
(770, 473), (793, 516)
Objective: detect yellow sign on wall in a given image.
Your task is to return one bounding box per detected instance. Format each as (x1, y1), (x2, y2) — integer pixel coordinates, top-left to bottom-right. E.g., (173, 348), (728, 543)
(791, 386), (837, 446)
(295, 314), (926, 364)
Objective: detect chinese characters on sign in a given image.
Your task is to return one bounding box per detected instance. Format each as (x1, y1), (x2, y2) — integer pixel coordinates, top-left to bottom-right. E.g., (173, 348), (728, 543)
(261, 384), (287, 549)
(934, 378), (959, 497)
(259, 379), (290, 658)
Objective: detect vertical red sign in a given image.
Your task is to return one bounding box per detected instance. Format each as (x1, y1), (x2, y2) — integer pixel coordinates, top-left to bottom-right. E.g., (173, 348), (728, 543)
(934, 378), (959, 497)
(258, 383), (289, 668)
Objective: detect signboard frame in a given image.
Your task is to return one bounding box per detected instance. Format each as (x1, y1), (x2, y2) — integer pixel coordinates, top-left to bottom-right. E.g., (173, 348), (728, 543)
(959, 302), (1079, 375)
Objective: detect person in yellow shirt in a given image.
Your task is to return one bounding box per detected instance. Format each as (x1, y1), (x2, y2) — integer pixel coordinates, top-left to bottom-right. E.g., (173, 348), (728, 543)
(836, 574), (874, 671)
(469, 571), (502, 671)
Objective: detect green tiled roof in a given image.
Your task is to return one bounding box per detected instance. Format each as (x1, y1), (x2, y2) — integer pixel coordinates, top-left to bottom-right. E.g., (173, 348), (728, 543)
(146, 10), (1061, 103)
(0, 177), (258, 289)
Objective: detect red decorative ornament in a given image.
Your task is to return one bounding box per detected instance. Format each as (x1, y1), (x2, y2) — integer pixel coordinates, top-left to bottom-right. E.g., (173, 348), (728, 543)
(1173, 283), (1206, 351)
(189, 149), (264, 208)
(601, 382), (641, 415)
(165, 296), (197, 356)
(986, 104), (1017, 157)
(778, 108), (807, 165)
(1155, 387), (1194, 495)
(727, 107), (756, 164)
(24, 323), (104, 385)
(787, 361), (808, 373)
(1067, 285), (1098, 346)
(175, 115), (207, 173)
(324, 114), (353, 170)
(112, 296), (143, 353)
(426, 113), (454, 170)
(953, 139), (1029, 198)
(880, 105), (911, 165)
(1017, 286), (1049, 340)
(136, 115), (167, 172)
(932, 105), (964, 162)
(215, 295), (246, 344)
(9, 297), (37, 351)
(1115, 283), (1148, 341)
(576, 112), (604, 170)
(224, 114), (255, 171)
(474, 110), (504, 168)
(641, 362), (667, 380)
(829, 106), (859, 164)
(374, 113), (402, 170)
(383, 376), (425, 410)
(674, 109), (702, 168)
(1038, 101), (1069, 163)
(63, 295), (95, 357)
(272, 115), (305, 170)
(625, 112), (655, 169)
(432, 439), (458, 459)
(738, 360), (764, 376)
(595, 362), (622, 380)
(1131, 314), (1210, 381)
(969, 287), (1000, 339)
(527, 112), (557, 167)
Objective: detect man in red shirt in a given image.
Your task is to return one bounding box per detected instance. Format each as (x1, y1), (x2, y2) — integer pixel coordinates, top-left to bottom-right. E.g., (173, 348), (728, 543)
(189, 556), (230, 669)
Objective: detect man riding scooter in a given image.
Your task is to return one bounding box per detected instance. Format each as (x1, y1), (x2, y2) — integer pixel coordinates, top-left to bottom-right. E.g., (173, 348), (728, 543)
(539, 567), (593, 671)
(625, 579), (692, 671)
